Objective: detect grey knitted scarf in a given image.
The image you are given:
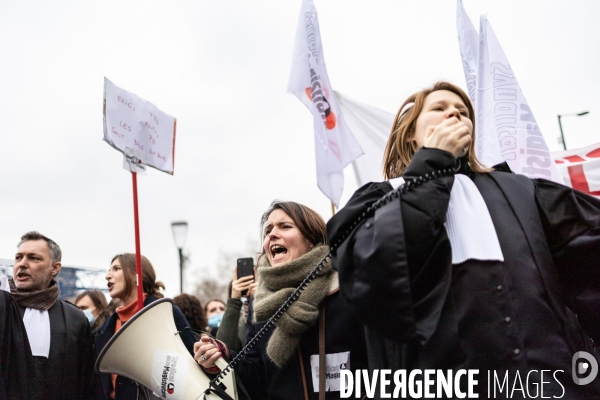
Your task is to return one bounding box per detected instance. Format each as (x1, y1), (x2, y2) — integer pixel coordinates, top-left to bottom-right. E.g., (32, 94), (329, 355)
(253, 244), (334, 367)
(9, 278), (60, 311)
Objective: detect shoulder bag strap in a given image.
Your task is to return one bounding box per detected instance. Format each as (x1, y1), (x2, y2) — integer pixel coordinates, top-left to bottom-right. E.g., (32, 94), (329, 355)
(298, 349), (310, 400)
(319, 307), (326, 400)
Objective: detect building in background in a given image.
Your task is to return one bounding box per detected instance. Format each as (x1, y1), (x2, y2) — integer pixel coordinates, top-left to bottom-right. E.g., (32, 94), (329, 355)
(0, 258), (107, 300)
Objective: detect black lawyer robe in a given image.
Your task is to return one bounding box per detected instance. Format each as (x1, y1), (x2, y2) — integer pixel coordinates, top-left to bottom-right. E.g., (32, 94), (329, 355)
(0, 291), (36, 400)
(327, 148), (600, 398)
(15, 298), (95, 400)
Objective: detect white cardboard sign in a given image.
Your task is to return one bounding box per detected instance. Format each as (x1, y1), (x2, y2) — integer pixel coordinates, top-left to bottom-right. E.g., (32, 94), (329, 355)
(103, 77), (177, 174)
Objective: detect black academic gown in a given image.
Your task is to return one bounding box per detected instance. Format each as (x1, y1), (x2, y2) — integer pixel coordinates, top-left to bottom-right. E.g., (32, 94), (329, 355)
(16, 299), (94, 400)
(327, 148), (600, 399)
(0, 291), (36, 400)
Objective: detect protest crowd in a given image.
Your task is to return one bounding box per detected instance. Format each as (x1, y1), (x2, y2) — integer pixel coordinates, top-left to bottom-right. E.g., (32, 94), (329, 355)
(2, 79), (600, 399)
(2, 1), (600, 400)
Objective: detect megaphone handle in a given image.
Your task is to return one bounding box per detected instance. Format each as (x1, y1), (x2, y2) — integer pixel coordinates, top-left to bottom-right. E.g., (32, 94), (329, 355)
(202, 358), (237, 400)
(214, 357), (229, 371)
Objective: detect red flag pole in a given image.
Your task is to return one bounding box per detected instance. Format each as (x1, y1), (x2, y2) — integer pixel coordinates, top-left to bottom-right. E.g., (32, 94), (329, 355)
(131, 171), (144, 311)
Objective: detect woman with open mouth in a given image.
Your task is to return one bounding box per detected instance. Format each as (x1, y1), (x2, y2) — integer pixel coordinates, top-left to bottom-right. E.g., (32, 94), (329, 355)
(194, 201), (368, 399)
(93, 253), (197, 400)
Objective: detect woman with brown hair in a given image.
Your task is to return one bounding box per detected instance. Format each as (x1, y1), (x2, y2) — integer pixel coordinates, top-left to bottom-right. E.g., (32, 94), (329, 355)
(194, 201), (368, 399)
(74, 289), (109, 334)
(93, 253), (196, 400)
(327, 81), (600, 398)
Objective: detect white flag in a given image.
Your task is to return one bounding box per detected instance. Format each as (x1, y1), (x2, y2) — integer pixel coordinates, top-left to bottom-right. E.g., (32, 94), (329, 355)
(456, 3), (563, 183)
(456, 0), (478, 103)
(474, 14), (505, 168)
(480, 16), (563, 183)
(287, 0), (363, 207)
(334, 91), (393, 186)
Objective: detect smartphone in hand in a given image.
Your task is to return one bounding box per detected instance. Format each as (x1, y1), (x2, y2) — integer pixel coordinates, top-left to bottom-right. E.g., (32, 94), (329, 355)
(237, 257), (254, 296)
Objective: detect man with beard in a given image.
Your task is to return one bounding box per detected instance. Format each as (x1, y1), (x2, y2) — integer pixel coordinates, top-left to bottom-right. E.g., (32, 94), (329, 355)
(11, 231), (94, 400)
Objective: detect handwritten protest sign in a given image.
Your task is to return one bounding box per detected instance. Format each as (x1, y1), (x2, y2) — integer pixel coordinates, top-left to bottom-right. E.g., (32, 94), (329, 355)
(103, 77), (177, 174)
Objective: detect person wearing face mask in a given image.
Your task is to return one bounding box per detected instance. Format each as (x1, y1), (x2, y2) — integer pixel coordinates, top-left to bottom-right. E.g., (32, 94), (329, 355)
(204, 299), (226, 336)
(327, 81), (600, 398)
(75, 290), (109, 334)
(194, 201), (368, 400)
(93, 253), (197, 400)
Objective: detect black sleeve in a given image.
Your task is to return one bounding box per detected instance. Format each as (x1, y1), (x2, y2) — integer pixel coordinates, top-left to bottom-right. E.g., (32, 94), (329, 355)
(327, 148), (456, 343)
(79, 321), (96, 400)
(0, 292), (36, 400)
(534, 178), (600, 342)
(216, 298), (243, 352)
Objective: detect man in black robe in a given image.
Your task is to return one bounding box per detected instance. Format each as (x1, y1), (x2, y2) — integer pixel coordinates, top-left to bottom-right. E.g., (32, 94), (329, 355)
(11, 231), (94, 400)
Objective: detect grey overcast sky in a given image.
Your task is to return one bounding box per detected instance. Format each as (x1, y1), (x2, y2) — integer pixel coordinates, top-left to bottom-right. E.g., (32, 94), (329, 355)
(0, 0), (598, 297)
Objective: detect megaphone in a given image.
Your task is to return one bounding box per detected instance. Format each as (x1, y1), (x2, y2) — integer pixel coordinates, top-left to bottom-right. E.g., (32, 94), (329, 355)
(95, 298), (237, 400)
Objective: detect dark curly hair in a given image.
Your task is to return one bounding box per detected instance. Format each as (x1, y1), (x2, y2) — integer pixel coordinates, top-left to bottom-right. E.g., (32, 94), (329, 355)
(172, 293), (207, 331)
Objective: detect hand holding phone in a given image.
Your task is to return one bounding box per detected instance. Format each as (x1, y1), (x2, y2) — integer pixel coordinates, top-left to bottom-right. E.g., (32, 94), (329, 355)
(235, 258), (255, 297)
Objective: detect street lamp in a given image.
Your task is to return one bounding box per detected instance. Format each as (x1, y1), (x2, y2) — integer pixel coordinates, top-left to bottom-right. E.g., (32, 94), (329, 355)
(171, 221), (188, 294)
(558, 111), (589, 151)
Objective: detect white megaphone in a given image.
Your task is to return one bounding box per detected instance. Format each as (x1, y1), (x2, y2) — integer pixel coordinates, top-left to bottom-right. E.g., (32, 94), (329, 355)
(95, 298), (238, 400)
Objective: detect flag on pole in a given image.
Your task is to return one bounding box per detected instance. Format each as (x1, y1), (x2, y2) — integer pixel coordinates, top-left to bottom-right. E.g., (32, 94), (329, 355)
(287, 0), (363, 207)
(456, 2), (563, 184)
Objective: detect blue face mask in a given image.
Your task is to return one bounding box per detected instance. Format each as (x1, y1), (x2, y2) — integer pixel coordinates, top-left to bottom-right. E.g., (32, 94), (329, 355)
(83, 308), (96, 325)
(208, 313), (223, 328)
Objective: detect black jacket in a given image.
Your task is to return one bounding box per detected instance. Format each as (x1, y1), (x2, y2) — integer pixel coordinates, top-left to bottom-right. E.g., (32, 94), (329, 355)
(232, 290), (368, 400)
(93, 295), (197, 400)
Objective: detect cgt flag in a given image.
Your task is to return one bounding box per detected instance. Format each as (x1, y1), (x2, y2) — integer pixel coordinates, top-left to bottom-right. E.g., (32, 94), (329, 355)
(288, 0), (363, 207)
